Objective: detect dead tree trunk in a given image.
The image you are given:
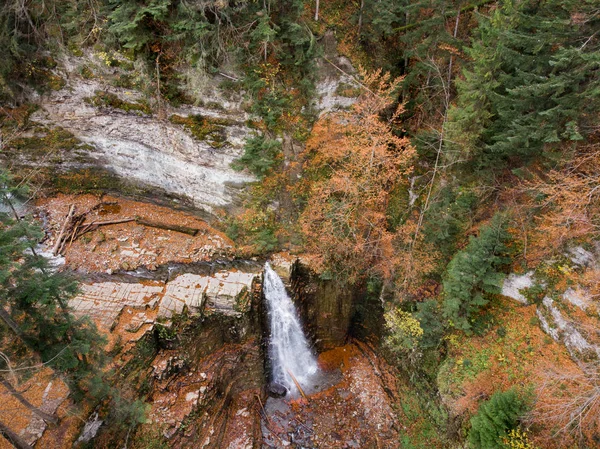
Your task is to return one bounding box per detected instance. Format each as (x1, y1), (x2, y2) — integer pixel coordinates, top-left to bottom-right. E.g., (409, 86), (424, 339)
(0, 379), (59, 425)
(52, 205), (75, 255)
(0, 419), (32, 449)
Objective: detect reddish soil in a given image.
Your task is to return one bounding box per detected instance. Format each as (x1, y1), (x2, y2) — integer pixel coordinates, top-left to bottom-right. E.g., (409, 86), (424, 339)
(36, 194), (235, 272)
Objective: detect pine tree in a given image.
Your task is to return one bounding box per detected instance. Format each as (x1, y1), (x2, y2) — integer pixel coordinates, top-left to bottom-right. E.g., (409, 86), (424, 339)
(107, 0), (173, 52)
(469, 389), (528, 449)
(442, 214), (510, 332)
(447, 0), (600, 168)
(0, 170), (105, 385)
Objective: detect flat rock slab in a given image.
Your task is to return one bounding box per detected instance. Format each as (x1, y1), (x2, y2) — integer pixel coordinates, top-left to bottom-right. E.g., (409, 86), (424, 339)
(71, 271), (258, 329)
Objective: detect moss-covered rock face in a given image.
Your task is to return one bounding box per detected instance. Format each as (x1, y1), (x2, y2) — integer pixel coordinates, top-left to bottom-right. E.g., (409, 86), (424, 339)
(29, 73), (254, 214)
(84, 90), (152, 115)
(0, 121), (198, 207)
(169, 114), (235, 149)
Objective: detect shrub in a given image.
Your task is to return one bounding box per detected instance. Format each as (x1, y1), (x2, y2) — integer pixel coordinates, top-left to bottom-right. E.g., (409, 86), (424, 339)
(231, 133), (282, 178)
(384, 308), (424, 355)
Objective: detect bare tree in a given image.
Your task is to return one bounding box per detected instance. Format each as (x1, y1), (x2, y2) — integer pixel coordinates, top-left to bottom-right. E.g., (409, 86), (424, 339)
(533, 362), (600, 446)
(1, 379), (59, 425)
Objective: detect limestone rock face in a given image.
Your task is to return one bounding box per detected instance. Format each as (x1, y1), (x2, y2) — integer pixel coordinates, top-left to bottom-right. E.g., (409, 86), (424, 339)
(29, 54), (255, 213)
(315, 30), (360, 115)
(501, 245), (600, 362)
(70, 268), (260, 330)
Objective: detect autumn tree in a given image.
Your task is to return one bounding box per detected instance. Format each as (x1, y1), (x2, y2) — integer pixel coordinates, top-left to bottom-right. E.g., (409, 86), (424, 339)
(522, 143), (600, 262)
(532, 362), (600, 448)
(300, 69), (415, 283)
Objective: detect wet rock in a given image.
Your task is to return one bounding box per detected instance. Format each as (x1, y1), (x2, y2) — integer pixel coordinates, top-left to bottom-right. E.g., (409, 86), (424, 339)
(290, 261), (355, 350)
(152, 356), (189, 381)
(267, 382), (288, 398)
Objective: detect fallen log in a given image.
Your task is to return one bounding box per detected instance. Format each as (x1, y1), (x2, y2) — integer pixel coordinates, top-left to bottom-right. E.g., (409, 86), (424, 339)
(71, 216), (200, 243)
(74, 217), (136, 240)
(134, 217), (199, 236)
(58, 214), (86, 255)
(52, 204), (75, 255)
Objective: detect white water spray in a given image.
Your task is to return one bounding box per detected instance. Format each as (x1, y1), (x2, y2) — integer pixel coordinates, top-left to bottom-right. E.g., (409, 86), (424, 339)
(264, 263), (318, 396)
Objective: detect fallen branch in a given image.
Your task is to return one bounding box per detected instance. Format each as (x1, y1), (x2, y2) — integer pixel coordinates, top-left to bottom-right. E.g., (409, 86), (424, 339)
(74, 218), (136, 240)
(59, 215), (85, 255)
(0, 379), (59, 425)
(286, 369), (308, 401)
(52, 205), (75, 255)
(71, 215), (200, 243)
(256, 394), (272, 426)
(218, 72), (239, 82)
(134, 217), (199, 236)
(0, 418), (32, 449)
(256, 394), (285, 446)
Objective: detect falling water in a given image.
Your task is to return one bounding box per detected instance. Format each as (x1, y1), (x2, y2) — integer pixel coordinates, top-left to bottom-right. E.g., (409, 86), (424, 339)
(263, 262), (318, 396)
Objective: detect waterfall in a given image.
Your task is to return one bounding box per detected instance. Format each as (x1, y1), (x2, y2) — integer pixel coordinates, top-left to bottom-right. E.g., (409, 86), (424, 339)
(264, 262), (318, 396)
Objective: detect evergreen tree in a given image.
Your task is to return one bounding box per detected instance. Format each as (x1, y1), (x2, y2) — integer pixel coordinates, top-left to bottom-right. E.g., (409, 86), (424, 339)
(0, 172), (106, 376)
(447, 0), (600, 168)
(442, 214), (510, 332)
(231, 134), (282, 178)
(469, 389), (528, 449)
(0, 170), (149, 428)
(107, 0), (173, 52)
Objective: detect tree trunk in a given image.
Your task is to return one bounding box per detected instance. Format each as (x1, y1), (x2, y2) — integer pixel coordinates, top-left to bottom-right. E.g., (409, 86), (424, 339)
(447, 7), (461, 88)
(0, 419), (32, 449)
(0, 308), (27, 343)
(0, 379), (59, 425)
(357, 0), (364, 38)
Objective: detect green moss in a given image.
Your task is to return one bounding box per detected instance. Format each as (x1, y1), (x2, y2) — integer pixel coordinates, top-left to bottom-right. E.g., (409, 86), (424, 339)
(8, 126), (81, 157)
(335, 81), (361, 98)
(112, 74), (138, 89)
(169, 114), (234, 149)
(85, 90), (152, 115)
(79, 65), (95, 80)
(23, 57), (65, 92)
(50, 168), (155, 197)
(234, 286), (251, 313)
(68, 43), (84, 57)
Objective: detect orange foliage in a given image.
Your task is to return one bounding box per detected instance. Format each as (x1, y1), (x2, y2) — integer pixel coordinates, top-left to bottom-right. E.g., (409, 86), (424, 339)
(520, 143), (600, 264)
(533, 362), (600, 448)
(444, 298), (593, 448)
(299, 69), (415, 282)
(392, 215), (441, 297)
